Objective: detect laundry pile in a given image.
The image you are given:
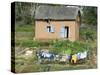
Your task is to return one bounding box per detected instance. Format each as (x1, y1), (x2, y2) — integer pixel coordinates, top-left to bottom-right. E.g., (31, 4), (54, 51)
(36, 49), (88, 64)
(71, 51), (88, 64)
(36, 50), (55, 63)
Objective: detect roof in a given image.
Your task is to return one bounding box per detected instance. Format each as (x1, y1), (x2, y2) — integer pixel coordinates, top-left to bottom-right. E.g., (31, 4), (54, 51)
(35, 5), (80, 20)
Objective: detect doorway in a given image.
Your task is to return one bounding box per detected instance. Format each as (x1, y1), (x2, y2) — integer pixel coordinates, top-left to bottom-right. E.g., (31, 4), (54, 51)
(64, 26), (69, 38)
(60, 26), (69, 38)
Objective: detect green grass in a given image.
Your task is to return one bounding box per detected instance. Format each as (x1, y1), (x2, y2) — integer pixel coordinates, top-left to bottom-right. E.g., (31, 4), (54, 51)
(15, 32), (33, 40)
(15, 63), (96, 73)
(14, 24), (97, 73)
(15, 39), (50, 47)
(15, 24), (34, 41)
(15, 24), (34, 32)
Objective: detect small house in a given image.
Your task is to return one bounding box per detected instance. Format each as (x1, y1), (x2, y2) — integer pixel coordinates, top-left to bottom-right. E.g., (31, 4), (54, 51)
(34, 5), (81, 41)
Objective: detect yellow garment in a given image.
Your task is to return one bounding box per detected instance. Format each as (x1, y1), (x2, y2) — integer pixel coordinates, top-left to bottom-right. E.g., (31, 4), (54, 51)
(71, 54), (77, 64)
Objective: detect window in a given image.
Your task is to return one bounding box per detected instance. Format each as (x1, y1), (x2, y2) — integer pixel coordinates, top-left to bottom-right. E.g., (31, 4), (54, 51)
(47, 26), (54, 33)
(47, 26), (51, 32)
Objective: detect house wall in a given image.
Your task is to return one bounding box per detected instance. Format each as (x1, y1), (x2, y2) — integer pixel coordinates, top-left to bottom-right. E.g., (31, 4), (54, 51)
(75, 21), (79, 40)
(34, 20), (79, 41)
(75, 15), (81, 40)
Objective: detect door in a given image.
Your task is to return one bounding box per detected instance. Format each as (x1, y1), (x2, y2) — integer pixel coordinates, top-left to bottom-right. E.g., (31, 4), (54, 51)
(65, 26), (69, 38)
(60, 26), (69, 38)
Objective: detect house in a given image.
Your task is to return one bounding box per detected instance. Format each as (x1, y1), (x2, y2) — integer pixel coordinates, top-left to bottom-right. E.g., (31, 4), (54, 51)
(34, 5), (81, 41)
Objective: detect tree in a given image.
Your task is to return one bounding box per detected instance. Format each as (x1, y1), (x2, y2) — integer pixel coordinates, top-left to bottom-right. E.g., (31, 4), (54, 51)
(82, 6), (97, 25)
(15, 2), (39, 25)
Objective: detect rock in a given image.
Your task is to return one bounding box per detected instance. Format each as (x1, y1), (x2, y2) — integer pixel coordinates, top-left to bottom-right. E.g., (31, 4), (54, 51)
(25, 50), (33, 56)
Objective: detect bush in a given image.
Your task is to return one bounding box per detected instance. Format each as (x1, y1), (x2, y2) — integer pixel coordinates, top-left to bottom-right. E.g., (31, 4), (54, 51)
(80, 28), (96, 41)
(71, 41), (88, 54)
(16, 39), (90, 55)
(49, 40), (88, 55)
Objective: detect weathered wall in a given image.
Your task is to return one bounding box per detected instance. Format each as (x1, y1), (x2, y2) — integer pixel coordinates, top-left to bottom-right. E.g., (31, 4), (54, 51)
(34, 20), (79, 41)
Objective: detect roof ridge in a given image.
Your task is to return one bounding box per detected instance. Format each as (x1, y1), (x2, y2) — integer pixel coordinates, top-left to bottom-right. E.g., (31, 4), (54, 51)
(35, 5), (80, 20)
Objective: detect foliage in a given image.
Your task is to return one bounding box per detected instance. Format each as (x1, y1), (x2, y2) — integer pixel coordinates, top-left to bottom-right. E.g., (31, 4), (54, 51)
(82, 6), (97, 25)
(15, 2), (39, 25)
(14, 4), (97, 73)
(15, 24), (33, 32)
(15, 2), (97, 27)
(16, 39), (89, 55)
(49, 40), (88, 55)
(80, 28), (97, 41)
(71, 41), (88, 54)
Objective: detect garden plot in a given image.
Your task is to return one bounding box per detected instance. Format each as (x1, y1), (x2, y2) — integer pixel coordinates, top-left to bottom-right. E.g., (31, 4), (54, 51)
(14, 25), (97, 73)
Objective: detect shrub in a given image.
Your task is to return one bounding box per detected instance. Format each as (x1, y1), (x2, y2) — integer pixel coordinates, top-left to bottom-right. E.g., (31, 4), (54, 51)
(80, 28), (96, 41)
(49, 40), (89, 55)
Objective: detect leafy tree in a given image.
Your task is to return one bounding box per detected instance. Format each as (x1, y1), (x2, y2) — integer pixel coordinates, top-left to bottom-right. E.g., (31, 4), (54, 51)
(82, 6), (97, 25)
(15, 2), (39, 25)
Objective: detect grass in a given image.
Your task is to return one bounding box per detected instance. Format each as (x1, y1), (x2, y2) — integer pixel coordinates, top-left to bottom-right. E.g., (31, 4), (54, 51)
(14, 24), (97, 73)
(15, 32), (33, 40)
(15, 62), (96, 73)
(15, 24), (34, 32)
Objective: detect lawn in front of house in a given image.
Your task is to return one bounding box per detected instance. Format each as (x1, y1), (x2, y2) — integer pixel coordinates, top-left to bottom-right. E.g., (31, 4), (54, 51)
(14, 24), (97, 73)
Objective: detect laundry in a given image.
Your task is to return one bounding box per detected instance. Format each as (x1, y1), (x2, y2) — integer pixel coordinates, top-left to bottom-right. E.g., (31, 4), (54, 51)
(36, 49), (88, 64)
(71, 54), (78, 64)
(42, 52), (53, 58)
(59, 56), (66, 62)
(66, 54), (70, 60)
(77, 53), (81, 60)
(36, 50), (55, 61)
(77, 51), (87, 60)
